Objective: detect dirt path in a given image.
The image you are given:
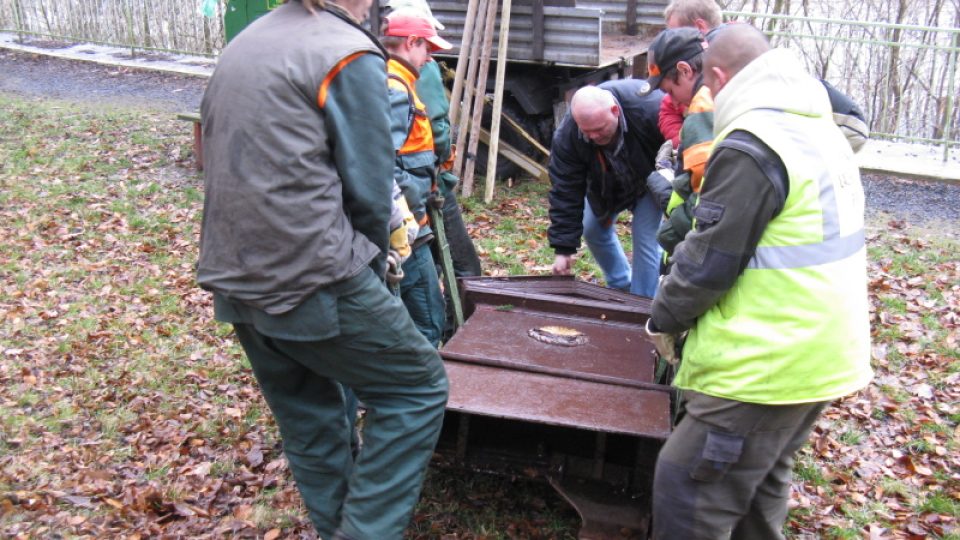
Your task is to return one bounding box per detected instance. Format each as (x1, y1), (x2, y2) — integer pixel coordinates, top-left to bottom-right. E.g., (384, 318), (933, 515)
(0, 48), (206, 113)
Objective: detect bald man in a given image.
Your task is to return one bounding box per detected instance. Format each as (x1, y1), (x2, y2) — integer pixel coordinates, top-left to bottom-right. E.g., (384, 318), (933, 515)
(646, 24), (872, 539)
(547, 80), (665, 297)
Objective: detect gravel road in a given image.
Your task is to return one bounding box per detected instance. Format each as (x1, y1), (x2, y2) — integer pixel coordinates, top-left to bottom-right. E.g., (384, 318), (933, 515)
(2, 47), (958, 231)
(0, 48), (206, 112)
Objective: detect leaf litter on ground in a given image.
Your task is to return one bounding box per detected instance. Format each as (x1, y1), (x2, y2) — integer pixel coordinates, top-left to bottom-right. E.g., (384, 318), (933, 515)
(0, 93), (958, 539)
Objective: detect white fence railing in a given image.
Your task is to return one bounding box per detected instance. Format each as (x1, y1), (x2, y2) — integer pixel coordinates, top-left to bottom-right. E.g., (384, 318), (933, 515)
(0, 0), (957, 160)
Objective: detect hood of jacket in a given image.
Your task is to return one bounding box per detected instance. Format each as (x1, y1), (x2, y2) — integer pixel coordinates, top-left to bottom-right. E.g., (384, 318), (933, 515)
(713, 48), (832, 136)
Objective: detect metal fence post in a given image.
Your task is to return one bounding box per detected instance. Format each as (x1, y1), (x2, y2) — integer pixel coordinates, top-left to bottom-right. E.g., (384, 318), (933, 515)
(124, 2), (136, 58)
(942, 29), (958, 163)
(13, 0), (25, 42)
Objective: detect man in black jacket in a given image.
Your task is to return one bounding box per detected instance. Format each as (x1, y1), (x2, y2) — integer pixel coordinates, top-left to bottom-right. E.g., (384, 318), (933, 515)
(548, 80), (666, 297)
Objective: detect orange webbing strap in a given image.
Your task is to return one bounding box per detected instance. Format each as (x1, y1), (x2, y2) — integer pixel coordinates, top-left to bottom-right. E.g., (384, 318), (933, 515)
(317, 52), (367, 109)
(683, 140), (711, 193)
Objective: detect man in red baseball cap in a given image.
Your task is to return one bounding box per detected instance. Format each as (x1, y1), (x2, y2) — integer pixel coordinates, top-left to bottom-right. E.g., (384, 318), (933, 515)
(380, 10), (452, 347)
(383, 10), (453, 56)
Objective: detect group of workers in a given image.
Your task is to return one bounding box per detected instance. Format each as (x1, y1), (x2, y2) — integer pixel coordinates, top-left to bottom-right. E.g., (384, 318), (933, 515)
(196, 0), (873, 536)
(549, 2), (873, 537)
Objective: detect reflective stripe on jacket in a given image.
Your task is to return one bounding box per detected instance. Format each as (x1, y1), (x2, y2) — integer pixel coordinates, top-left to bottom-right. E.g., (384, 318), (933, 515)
(388, 59), (435, 156)
(388, 58), (436, 234)
(677, 105), (872, 404)
(198, 2), (390, 314)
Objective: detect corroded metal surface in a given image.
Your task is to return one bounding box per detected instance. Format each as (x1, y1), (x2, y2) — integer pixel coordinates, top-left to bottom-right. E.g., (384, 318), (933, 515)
(437, 276), (672, 539)
(443, 360), (671, 438)
(444, 306), (656, 383)
(440, 276), (669, 437)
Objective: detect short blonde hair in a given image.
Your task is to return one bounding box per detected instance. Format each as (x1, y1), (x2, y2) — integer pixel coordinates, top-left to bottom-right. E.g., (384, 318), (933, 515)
(664, 0), (722, 29)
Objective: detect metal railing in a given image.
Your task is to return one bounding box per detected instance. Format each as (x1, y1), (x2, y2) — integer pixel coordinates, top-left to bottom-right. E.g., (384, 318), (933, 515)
(0, 0), (226, 56)
(726, 10), (960, 162)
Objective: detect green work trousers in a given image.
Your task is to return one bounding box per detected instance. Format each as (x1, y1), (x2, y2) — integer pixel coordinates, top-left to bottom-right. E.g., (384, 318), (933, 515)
(231, 268), (448, 539)
(652, 391), (827, 539)
(399, 242), (445, 347)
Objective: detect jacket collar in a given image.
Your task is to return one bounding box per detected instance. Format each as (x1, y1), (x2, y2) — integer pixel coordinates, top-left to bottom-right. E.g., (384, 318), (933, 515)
(322, 2), (390, 58)
(713, 48), (831, 135)
(388, 55), (421, 82)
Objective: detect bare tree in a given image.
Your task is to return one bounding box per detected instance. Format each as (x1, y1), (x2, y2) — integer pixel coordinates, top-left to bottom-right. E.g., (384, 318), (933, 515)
(0, 0), (955, 148)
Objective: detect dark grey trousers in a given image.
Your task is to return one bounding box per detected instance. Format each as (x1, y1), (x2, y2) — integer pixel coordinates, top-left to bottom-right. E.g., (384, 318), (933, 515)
(652, 391), (827, 539)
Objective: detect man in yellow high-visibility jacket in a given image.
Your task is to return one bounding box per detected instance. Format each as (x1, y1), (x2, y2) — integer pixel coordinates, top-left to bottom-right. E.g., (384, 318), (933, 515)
(646, 24), (872, 539)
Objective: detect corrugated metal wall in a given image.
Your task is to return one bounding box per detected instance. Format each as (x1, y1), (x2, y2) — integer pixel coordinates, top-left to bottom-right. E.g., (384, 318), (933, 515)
(431, 1), (603, 66)
(427, 1), (667, 66)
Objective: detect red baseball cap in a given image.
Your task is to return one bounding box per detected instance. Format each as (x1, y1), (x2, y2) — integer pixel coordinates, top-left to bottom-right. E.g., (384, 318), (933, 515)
(384, 12), (453, 51)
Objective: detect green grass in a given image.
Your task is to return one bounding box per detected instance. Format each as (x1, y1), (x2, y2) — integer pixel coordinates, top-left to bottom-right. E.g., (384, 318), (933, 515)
(2, 90), (959, 539)
(919, 493), (960, 516)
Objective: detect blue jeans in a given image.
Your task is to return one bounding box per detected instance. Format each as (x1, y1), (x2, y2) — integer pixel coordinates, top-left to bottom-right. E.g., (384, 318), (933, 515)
(582, 195), (662, 298)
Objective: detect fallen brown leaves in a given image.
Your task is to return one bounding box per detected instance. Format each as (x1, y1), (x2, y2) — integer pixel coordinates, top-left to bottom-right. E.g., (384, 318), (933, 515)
(1, 96), (958, 539)
(0, 99), (316, 538)
(787, 226), (960, 538)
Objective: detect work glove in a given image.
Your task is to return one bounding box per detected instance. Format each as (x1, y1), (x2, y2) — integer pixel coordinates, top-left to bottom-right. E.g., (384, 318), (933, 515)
(645, 170), (674, 215)
(385, 250), (405, 285)
(645, 318), (680, 365)
(389, 183), (418, 260)
(655, 139), (676, 174)
(404, 216), (419, 248)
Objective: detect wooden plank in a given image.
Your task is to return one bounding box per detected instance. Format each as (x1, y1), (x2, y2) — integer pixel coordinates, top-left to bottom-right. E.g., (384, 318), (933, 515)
(176, 111), (201, 122)
(478, 128), (548, 181)
(453, 0), (489, 179)
(447, 0), (481, 126)
(484, 0), (513, 203)
(175, 112), (203, 171)
(461, 0), (499, 196)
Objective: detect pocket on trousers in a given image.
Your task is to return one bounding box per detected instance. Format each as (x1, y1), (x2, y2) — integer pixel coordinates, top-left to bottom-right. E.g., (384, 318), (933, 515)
(690, 430), (743, 483)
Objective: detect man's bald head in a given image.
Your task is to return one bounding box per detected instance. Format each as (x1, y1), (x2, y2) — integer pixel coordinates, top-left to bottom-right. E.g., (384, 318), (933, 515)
(571, 86), (616, 117)
(570, 86), (621, 146)
(703, 24), (770, 95)
(706, 23), (770, 75)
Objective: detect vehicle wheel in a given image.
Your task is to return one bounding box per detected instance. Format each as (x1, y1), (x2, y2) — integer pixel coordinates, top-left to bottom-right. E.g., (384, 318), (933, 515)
(473, 96), (549, 182)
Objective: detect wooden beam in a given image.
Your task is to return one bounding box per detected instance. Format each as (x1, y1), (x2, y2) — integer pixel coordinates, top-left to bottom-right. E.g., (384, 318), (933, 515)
(625, 0), (637, 36)
(461, 0), (499, 196)
(448, 0), (481, 126)
(453, 0), (489, 180)
(484, 0), (513, 203)
(479, 129), (549, 182)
